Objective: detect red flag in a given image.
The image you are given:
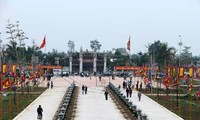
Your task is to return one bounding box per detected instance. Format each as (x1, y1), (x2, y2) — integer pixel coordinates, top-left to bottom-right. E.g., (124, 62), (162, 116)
(40, 36), (46, 49)
(196, 89), (200, 100)
(127, 36), (130, 51)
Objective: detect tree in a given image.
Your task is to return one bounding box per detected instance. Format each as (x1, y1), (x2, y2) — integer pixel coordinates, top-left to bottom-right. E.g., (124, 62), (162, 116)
(147, 40), (176, 69)
(68, 40), (75, 53)
(6, 20), (28, 63)
(90, 39), (101, 51)
(180, 46), (192, 65)
(6, 40), (18, 62)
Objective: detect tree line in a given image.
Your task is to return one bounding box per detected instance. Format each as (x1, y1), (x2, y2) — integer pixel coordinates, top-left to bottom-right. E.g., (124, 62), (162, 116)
(1, 21), (199, 70)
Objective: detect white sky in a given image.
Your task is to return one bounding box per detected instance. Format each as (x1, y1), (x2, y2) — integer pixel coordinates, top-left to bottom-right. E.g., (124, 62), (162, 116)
(0, 0), (200, 55)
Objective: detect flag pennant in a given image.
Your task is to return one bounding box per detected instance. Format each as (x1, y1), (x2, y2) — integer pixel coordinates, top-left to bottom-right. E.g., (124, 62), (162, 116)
(196, 89), (200, 100)
(40, 36), (46, 49)
(127, 36), (130, 51)
(188, 80), (193, 94)
(3, 78), (11, 90)
(12, 78), (17, 85)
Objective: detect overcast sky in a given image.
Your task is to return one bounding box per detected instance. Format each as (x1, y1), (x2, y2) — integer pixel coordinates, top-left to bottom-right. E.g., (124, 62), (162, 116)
(0, 0), (200, 55)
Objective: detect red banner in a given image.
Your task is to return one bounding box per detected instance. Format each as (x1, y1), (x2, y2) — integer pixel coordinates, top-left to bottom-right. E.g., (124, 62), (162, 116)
(114, 66), (150, 71)
(39, 65), (62, 69)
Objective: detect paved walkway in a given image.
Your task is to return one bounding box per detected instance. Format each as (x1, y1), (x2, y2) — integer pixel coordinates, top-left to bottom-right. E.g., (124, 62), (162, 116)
(74, 87), (126, 120)
(13, 77), (70, 120)
(13, 76), (185, 120)
(119, 89), (184, 120)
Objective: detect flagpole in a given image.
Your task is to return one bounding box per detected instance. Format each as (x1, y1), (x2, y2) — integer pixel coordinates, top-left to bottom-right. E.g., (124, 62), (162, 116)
(45, 35), (46, 54)
(129, 35), (131, 57)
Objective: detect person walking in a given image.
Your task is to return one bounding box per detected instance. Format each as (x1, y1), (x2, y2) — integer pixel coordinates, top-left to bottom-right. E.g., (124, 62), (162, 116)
(136, 81), (139, 91)
(51, 81), (53, 89)
(47, 73), (51, 81)
(140, 82), (142, 91)
(37, 105), (43, 119)
(82, 85), (85, 94)
(84, 85), (88, 94)
(99, 75), (102, 81)
(138, 90), (142, 102)
(123, 81), (126, 89)
(129, 88), (132, 97)
(126, 87), (129, 98)
(104, 89), (108, 100)
(47, 81), (50, 88)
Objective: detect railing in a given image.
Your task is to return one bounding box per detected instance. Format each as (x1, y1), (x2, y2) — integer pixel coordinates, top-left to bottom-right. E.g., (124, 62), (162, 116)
(53, 82), (75, 120)
(109, 82), (148, 120)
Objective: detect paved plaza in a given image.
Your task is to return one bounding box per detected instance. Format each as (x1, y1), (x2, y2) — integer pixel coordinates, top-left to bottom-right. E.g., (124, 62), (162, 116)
(13, 76), (183, 120)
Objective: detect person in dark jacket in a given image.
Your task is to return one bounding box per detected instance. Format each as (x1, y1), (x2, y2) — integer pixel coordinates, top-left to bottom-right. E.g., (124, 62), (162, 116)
(47, 81), (50, 88)
(51, 81), (53, 89)
(37, 105), (43, 119)
(126, 87), (129, 97)
(104, 89), (108, 100)
(82, 85), (85, 94)
(138, 90), (142, 101)
(84, 85), (88, 94)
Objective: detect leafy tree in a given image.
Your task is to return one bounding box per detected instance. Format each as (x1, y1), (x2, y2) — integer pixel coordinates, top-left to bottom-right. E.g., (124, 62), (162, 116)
(191, 56), (200, 65)
(90, 39), (101, 51)
(147, 40), (176, 69)
(180, 46), (192, 65)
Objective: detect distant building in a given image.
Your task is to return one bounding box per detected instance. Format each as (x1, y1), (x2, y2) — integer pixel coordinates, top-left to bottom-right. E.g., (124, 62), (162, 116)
(69, 47), (107, 74)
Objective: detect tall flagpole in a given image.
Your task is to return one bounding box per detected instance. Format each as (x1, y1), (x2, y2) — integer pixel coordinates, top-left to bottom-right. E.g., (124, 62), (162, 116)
(129, 35), (131, 56)
(45, 35), (46, 54)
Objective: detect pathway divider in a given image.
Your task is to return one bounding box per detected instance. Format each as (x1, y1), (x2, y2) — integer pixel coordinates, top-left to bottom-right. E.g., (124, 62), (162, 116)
(53, 82), (75, 120)
(108, 82), (146, 120)
(109, 82), (184, 120)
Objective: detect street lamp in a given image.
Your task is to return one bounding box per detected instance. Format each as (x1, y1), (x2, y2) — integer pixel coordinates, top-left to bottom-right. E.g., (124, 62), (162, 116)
(176, 35), (183, 108)
(178, 35), (183, 66)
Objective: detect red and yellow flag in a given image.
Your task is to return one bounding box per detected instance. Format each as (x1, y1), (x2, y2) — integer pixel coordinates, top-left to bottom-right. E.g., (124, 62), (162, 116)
(188, 80), (193, 94)
(3, 78), (11, 90)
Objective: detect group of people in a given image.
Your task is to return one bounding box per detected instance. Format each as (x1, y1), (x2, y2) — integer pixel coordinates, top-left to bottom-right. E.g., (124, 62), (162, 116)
(46, 74), (53, 89)
(126, 87), (133, 97)
(82, 85), (88, 94)
(47, 81), (53, 89)
(122, 77), (143, 101)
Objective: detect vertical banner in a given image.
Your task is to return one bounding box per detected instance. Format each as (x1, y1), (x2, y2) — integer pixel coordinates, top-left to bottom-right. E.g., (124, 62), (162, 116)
(189, 67), (194, 78)
(2, 64), (7, 74)
(178, 67), (184, 78)
(168, 67), (171, 77)
(12, 65), (17, 73)
(172, 67), (177, 77)
(197, 67), (200, 78)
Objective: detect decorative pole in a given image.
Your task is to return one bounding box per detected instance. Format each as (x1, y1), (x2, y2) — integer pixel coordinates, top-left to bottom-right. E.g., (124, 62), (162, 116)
(0, 32), (2, 120)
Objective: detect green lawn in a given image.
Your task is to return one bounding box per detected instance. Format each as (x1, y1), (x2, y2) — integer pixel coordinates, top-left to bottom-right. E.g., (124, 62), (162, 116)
(0, 87), (47, 120)
(142, 86), (200, 120)
(148, 95), (200, 120)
